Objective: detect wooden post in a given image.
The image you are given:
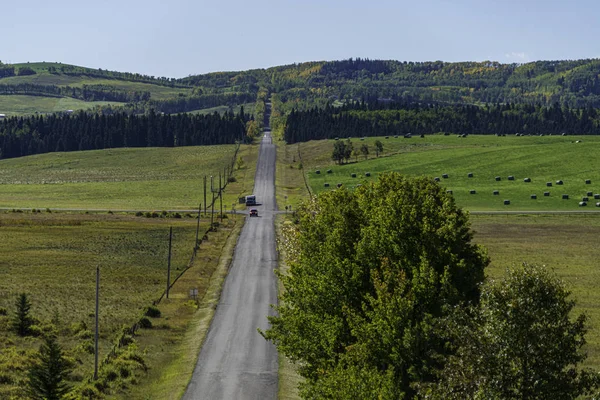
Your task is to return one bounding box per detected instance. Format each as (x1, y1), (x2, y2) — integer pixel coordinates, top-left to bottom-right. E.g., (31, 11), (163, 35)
(94, 266), (99, 380)
(195, 203), (201, 249)
(166, 227), (172, 299)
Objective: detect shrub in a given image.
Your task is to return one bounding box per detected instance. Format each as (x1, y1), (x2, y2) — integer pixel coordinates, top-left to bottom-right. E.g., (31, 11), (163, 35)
(135, 211), (143, 217)
(228, 176), (237, 183)
(138, 317), (152, 329)
(144, 306), (161, 318)
(173, 212), (182, 219)
(0, 307), (7, 316)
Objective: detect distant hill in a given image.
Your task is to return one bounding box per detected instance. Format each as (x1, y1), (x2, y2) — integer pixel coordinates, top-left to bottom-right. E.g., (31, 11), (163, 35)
(3, 58), (600, 117)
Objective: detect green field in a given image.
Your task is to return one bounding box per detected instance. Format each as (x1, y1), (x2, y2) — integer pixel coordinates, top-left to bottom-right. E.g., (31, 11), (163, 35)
(0, 145), (256, 210)
(299, 134), (600, 211)
(188, 102), (255, 116)
(0, 94), (124, 116)
(0, 212), (203, 398)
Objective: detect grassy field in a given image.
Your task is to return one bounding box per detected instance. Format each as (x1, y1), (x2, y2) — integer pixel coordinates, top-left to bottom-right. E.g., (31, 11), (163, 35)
(0, 144), (258, 211)
(297, 134), (600, 211)
(0, 212), (205, 398)
(188, 102), (255, 116)
(0, 94), (123, 116)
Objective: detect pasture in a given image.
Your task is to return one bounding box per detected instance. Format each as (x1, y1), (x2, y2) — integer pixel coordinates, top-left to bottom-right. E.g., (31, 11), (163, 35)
(0, 212), (203, 397)
(299, 134), (600, 211)
(0, 144), (257, 211)
(0, 94), (123, 116)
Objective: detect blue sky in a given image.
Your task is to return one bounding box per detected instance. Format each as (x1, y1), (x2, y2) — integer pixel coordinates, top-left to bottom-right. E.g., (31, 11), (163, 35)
(1, 0), (598, 78)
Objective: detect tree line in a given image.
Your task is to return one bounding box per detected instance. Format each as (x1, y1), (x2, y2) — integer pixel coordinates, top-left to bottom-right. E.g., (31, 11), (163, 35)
(0, 109), (249, 159)
(284, 100), (600, 143)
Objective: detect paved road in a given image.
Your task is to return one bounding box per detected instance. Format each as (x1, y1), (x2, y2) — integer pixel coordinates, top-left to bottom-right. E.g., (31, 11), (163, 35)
(183, 128), (279, 397)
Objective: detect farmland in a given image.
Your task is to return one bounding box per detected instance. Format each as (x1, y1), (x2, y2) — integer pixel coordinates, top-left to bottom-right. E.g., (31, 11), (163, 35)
(297, 134), (600, 211)
(0, 144), (258, 211)
(0, 94), (124, 116)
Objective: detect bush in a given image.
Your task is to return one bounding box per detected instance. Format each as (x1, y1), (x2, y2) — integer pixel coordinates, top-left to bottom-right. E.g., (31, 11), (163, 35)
(135, 211), (143, 217)
(76, 329), (93, 340)
(138, 317), (153, 329)
(144, 305), (161, 318)
(228, 176), (237, 183)
(173, 212), (182, 219)
(0, 307), (7, 316)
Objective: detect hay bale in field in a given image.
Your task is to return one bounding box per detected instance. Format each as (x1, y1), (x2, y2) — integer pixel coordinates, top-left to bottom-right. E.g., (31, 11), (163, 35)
(351, 173), (357, 178)
(595, 194), (600, 200)
(586, 179), (592, 184)
(385, 136), (390, 139)
(393, 135), (399, 138)
(336, 183), (342, 188)
(495, 176), (501, 181)
(579, 201), (587, 207)
(556, 180), (564, 185)
(508, 176), (515, 180)
(470, 189), (476, 194)
(597, 202), (600, 207)
(504, 200), (510, 205)
(468, 172), (474, 178)
(360, 137), (365, 140)
(365, 172), (371, 177)
(442, 173), (449, 178)
(324, 183), (330, 187)
(523, 177), (531, 182)
(562, 194), (569, 199)
(315, 170), (321, 174)
(434, 177), (440, 182)
(587, 191), (593, 197)
(493, 190), (500, 195)
(327, 169), (332, 174)
(446, 190), (453, 194)
(546, 182), (552, 187)
(531, 194), (537, 199)
(544, 192), (550, 196)
(583, 197), (589, 202)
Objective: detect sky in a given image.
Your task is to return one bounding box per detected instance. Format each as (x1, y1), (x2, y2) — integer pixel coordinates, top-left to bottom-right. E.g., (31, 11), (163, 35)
(2, 0), (599, 78)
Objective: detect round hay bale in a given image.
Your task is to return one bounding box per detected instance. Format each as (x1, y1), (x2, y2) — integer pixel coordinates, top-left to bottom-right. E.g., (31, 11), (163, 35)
(385, 136), (390, 139)
(446, 190), (453, 194)
(531, 194), (537, 199)
(583, 197), (589, 202)
(595, 194), (600, 200)
(468, 172), (474, 178)
(586, 179), (592, 184)
(493, 190), (500, 195)
(315, 170), (321, 174)
(597, 202), (600, 207)
(546, 182), (552, 187)
(556, 180), (563, 185)
(393, 135), (398, 138)
(351, 173), (357, 178)
(495, 176), (501, 181)
(470, 189), (476, 194)
(434, 177), (440, 182)
(327, 169), (332, 174)
(360, 137), (365, 141)
(336, 183), (342, 188)
(420, 134), (425, 138)
(579, 201), (587, 207)
(587, 191), (593, 197)
(504, 200), (510, 205)
(523, 177), (531, 183)
(544, 191), (550, 196)
(508, 176), (515, 181)
(365, 172), (371, 177)
(442, 173), (449, 179)
(324, 183), (330, 187)
(562, 194), (569, 199)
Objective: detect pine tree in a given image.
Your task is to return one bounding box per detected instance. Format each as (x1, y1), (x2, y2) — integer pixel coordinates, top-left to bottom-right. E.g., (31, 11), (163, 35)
(12, 293), (33, 336)
(26, 334), (72, 400)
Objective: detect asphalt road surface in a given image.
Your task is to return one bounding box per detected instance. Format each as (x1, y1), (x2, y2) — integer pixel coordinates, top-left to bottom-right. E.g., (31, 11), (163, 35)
(183, 129), (279, 399)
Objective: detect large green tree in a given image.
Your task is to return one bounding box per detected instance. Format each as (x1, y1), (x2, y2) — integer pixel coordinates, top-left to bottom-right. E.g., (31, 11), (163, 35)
(263, 173), (489, 398)
(423, 264), (599, 400)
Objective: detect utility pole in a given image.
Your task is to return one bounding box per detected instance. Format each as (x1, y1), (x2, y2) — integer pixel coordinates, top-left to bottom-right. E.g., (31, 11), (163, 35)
(94, 266), (99, 381)
(195, 203), (201, 249)
(203, 175), (207, 216)
(219, 173), (223, 223)
(210, 176), (215, 229)
(166, 227), (172, 299)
